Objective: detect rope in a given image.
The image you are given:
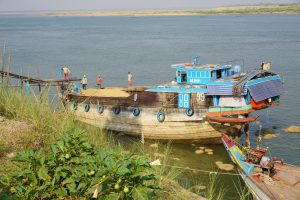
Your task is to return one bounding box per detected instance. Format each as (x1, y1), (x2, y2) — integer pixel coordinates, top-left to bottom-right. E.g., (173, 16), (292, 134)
(162, 93), (178, 108)
(163, 164), (240, 176)
(286, 161), (300, 167)
(261, 179), (278, 200)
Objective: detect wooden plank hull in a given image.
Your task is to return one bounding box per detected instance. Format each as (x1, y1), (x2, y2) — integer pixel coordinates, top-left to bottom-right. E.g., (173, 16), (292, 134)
(70, 103), (223, 144)
(208, 116), (257, 124)
(239, 164), (300, 200)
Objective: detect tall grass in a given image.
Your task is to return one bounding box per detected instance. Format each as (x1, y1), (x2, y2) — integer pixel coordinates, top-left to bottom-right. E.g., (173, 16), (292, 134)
(0, 85), (69, 141)
(234, 178), (252, 200)
(0, 85), (108, 146)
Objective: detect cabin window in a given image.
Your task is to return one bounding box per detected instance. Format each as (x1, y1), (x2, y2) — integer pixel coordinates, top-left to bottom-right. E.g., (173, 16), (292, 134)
(216, 70), (222, 79)
(181, 71), (187, 83)
(192, 71), (196, 78)
(206, 71), (210, 77)
(211, 71), (216, 78)
(197, 71), (201, 77)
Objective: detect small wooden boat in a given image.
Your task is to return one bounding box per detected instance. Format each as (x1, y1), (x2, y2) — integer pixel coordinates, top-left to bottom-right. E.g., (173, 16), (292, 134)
(207, 116), (258, 124)
(221, 133), (300, 200)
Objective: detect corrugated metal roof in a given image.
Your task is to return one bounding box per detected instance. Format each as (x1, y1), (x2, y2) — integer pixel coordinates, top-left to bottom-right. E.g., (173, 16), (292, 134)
(247, 79), (284, 102)
(206, 85), (247, 95)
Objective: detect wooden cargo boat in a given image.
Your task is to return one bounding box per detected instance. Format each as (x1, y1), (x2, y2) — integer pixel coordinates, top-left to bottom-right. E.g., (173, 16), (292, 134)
(221, 133), (300, 200)
(62, 58), (284, 143)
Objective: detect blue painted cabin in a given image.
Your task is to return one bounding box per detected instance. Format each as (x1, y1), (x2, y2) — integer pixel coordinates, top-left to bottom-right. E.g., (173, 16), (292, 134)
(172, 63), (240, 85)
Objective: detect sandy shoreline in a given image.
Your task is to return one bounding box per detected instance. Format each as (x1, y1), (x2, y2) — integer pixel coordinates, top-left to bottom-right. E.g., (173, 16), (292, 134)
(42, 5), (300, 17)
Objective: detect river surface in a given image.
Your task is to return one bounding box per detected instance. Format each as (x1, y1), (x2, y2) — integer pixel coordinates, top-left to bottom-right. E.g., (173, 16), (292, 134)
(0, 14), (299, 199)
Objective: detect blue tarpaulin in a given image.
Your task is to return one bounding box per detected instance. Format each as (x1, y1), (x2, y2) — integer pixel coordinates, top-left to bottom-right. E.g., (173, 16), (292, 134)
(247, 79), (284, 102)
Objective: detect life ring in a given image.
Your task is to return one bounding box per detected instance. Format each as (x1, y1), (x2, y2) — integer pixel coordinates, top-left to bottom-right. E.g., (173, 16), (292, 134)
(157, 111), (165, 122)
(97, 104), (104, 114)
(132, 107), (140, 117)
(112, 106), (121, 115)
(72, 102), (78, 111)
(186, 108), (194, 117)
(84, 104), (90, 112)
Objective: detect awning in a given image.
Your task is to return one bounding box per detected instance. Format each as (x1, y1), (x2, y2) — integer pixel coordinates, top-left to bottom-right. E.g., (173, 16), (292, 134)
(247, 79), (284, 102)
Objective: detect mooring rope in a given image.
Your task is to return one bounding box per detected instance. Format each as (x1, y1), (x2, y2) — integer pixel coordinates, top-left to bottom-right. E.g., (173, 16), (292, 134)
(163, 164), (240, 176)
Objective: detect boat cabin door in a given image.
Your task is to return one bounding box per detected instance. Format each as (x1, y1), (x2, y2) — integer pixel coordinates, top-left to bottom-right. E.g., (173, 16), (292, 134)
(177, 71), (187, 83)
(178, 93), (190, 108)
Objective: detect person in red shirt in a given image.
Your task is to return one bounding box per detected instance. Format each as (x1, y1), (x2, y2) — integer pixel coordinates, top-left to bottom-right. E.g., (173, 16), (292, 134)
(62, 66), (71, 80)
(96, 75), (103, 89)
(128, 72), (133, 87)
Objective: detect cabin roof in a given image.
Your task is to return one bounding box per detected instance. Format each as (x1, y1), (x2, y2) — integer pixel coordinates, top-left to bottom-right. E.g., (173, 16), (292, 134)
(146, 85), (207, 93)
(171, 63), (232, 71)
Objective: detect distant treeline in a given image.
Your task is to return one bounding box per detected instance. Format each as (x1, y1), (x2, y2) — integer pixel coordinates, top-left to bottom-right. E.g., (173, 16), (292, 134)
(43, 5), (300, 17)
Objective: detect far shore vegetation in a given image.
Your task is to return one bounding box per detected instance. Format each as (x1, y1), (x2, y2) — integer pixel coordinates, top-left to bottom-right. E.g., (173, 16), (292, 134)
(43, 4), (300, 17)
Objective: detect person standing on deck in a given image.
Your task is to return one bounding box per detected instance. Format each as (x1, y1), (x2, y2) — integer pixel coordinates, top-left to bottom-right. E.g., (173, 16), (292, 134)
(81, 75), (88, 90)
(96, 75), (103, 89)
(128, 72), (133, 87)
(62, 66), (71, 80)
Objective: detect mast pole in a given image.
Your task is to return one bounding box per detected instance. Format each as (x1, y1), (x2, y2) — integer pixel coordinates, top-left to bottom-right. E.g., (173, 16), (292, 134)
(244, 114), (250, 147)
(1, 41), (6, 83)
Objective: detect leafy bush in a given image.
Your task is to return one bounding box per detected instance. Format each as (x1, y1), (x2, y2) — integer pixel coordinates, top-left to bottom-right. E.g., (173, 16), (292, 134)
(0, 130), (158, 199)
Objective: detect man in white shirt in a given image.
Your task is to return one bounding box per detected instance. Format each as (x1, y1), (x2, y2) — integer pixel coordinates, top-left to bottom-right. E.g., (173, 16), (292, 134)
(81, 75), (88, 90)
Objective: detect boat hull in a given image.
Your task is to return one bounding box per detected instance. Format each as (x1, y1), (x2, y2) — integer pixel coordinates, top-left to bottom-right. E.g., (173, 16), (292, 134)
(70, 103), (223, 143)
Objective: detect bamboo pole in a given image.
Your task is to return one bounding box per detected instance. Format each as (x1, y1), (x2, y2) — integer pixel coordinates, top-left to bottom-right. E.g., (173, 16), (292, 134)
(37, 66), (41, 92)
(244, 115), (250, 147)
(20, 68), (23, 90)
(6, 49), (11, 84)
(1, 42), (5, 83)
(234, 128), (241, 144)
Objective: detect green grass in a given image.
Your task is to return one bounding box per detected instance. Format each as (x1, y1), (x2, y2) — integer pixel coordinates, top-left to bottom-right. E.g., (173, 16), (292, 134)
(0, 85), (110, 176)
(0, 85), (109, 146)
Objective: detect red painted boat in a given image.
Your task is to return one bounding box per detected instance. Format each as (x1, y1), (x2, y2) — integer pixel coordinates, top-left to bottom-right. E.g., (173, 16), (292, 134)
(207, 116), (258, 123)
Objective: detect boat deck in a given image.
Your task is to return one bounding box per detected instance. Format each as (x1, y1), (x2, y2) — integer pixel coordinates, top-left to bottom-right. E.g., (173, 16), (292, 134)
(249, 163), (300, 200)
(78, 86), (149, 98)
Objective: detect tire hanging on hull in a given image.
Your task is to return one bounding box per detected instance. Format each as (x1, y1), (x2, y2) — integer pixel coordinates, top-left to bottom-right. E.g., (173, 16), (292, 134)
(97, 104), (104, 114)
(84, 104), (90, 112)
(112, 106), (121, 115)
(157, 111), (165, 122)
(132, 107), (140, 117)
(186, 108), (194, 117)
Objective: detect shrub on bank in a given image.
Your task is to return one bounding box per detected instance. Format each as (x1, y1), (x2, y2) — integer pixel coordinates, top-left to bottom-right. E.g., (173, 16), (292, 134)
(0, 130), (158, 199)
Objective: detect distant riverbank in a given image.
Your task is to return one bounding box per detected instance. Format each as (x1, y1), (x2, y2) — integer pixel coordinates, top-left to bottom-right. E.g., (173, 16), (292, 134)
(43, 5), (300, 17)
